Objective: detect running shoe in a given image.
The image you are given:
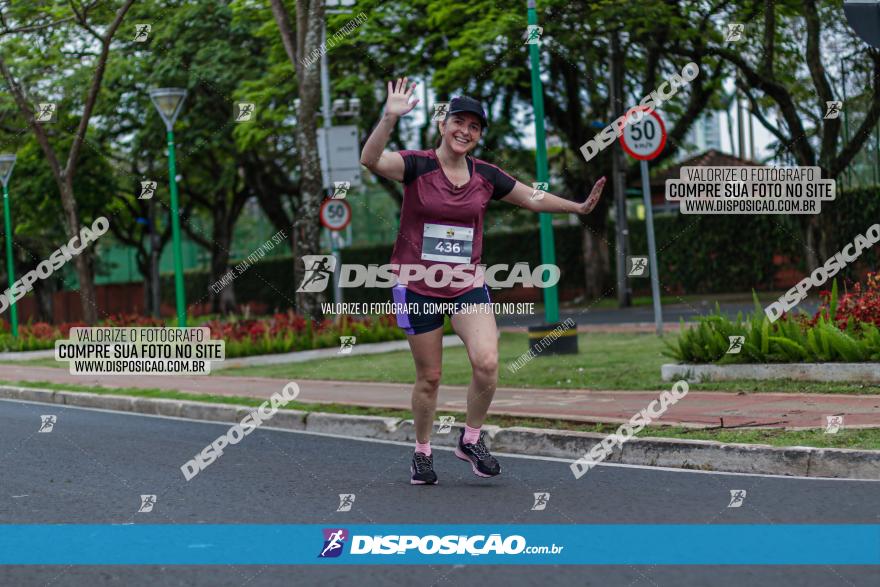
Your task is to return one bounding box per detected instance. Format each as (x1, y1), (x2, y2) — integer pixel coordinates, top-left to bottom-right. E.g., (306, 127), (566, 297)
(411, 451), (438, 485)
(455, 429), (501, 477)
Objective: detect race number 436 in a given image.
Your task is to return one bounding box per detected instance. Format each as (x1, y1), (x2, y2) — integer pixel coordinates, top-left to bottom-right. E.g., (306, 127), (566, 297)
(421, 223), (473, 264)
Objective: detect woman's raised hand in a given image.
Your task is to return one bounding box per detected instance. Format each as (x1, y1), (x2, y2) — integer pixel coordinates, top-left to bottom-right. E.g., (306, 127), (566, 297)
(578, 176), (607, 215)
(385, 77), (419, 117)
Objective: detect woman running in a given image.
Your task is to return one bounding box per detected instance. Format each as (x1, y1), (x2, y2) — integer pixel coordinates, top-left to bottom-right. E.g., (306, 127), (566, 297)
(360, 77), (606, 485)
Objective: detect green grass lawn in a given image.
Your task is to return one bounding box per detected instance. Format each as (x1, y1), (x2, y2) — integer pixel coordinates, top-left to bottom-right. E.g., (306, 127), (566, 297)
(6, 331), (880, 394)
(217, 332), (667, 389)
(217, 332), (880, 394)
(560, 290), (788, 310)
(1, 380), (876, 450)
(2, 358), (61, 368)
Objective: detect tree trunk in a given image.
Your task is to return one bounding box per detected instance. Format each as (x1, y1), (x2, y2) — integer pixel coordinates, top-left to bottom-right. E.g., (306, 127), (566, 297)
(269, 0), (326, 320)
(209, 248), (236, 315)
(208, 206), (237, 315)
(72, 251), (98, 323)
(802, 220), (819, 273)
(32, 277), (56, 323)
(140, 255), (151, 315)
(292, 1), (326, 320)
(60, 177), (98, 324)
(136, 250), (159, 318)
(581, 208), (611, 299)
(800, 214), (830, 273)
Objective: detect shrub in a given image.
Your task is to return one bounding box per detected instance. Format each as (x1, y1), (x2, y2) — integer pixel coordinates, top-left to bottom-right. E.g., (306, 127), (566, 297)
(0, 323), (63, 352)
(664, 284), (880, 364)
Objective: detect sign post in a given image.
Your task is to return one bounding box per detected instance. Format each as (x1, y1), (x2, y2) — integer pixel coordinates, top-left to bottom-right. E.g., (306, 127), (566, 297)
(620, 106), (666, 336)
(320, 199), (352, 307)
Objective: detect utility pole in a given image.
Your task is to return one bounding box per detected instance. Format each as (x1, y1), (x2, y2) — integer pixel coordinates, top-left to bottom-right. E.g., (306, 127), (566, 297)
(322, 1), (355, 307)
(748, 106), (755, 160)
(736, 73), (746, 159)
(841, 61), (852, 187)
(609, 30), (631, 307)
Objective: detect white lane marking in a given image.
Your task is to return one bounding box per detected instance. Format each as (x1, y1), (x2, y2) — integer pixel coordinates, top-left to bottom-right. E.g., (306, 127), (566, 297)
(1, 397), (877, 483)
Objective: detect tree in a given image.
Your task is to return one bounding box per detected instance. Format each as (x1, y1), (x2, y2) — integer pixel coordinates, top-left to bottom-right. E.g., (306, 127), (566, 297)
(0, 134), (118, 323)
(228, 2), (302, 259)
(270, 0), (326, 319)
(0, 0), (135, 323)
(97, 0), (275, 315)
(679, 0), (880, 266)
(149, 0), (261, 314)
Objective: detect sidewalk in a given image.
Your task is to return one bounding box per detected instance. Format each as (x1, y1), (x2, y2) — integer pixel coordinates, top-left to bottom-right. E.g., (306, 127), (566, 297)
(0, 364), (877, 429)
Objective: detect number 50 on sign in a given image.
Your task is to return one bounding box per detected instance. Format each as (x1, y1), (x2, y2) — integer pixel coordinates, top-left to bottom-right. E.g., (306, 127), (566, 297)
(319, 199), (352, 231)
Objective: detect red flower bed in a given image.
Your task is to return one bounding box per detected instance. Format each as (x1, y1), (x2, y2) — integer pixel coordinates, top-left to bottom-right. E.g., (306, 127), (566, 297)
(814, 273), (880, 329)
(201, 311), (405, 357)
(0, 310), (409, 355)
(25, 322), (58, 341)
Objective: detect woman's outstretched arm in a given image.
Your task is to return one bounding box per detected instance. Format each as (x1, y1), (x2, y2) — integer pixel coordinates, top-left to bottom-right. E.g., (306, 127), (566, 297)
(500, 176), (606, 215)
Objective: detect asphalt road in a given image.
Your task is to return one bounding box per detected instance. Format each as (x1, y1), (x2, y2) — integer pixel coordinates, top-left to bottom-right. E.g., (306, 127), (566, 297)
(1, 399), (877, 586)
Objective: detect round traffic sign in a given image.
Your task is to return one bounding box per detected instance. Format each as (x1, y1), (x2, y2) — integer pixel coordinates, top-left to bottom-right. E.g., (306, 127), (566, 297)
(319, 198), (352, 231)
(620, 106), (667, 161)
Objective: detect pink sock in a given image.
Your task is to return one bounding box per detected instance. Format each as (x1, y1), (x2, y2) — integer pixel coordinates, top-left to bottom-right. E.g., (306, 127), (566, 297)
(463, 425), (481, 444)
(415, 441), (431, 456)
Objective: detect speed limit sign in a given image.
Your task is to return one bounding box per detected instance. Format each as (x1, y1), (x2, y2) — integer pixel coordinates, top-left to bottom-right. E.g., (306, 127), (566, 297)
(622, 104), (666, 336)
(319, 198), (352, 231)
(620, 106), (666, 161)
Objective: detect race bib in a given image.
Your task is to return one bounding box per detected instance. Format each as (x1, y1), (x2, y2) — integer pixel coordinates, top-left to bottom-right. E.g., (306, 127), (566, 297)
(421, 223), (474, 264)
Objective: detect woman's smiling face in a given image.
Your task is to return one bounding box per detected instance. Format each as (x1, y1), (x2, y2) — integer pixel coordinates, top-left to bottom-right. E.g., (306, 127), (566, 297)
(440, 112), (482, 154)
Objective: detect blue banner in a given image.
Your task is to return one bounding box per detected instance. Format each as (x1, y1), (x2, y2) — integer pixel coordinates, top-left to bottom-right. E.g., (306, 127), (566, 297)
(1, 525), (877, 565)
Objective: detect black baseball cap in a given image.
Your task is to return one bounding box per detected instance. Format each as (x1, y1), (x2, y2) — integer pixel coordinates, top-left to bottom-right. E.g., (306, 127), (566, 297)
(447, 96), (488, 129)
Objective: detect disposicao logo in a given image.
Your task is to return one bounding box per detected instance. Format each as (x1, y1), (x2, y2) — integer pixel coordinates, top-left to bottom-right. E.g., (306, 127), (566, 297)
(348, 533), (527, 555)
(318, 528), (348, 558)
(316, 530), (564, 557)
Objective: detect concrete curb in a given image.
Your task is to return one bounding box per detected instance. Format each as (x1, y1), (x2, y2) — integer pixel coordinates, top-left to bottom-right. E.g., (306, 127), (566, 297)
(662, 362), (880, 383)
(199, 335), (463, 370)
(0, 336), (465, 368)
(1, 385), (877, 480)
(0, 349), (55, 361)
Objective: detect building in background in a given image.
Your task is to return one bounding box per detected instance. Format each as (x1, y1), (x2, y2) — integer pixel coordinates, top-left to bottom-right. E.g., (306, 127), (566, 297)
(681, 111), (722, 159)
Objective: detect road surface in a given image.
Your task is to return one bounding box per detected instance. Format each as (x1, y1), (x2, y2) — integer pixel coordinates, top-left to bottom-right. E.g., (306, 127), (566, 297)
(1, 399), (877, 586)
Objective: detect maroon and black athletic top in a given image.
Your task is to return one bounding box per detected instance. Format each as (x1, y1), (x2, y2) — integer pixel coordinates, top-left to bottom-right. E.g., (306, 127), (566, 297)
(391, 149), (516, 298)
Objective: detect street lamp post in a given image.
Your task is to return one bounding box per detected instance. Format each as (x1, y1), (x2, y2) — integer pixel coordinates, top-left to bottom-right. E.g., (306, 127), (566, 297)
(0, 154), (18, 337)
(526, 0), (560, 324)
(149, 88), (188, 327)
